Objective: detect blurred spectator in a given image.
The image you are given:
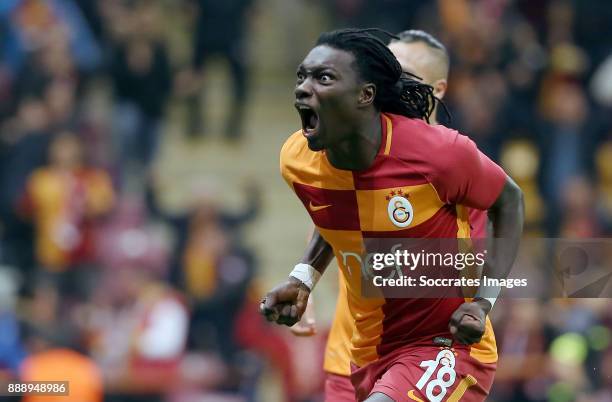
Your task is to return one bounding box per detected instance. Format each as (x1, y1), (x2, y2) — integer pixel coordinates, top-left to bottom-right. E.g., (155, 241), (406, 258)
(559, 176), (602, 237)
(0, 96), (51, 271)
(181, 0), (254, 140)
(44, 79), (79, 131)
(146, 179), (261, 288)
(0, 0), (101, 76)
(492, 300), (548, 401)
(538, 78), (589, 235)
(145, 179), (276, 398)
(72, 0), (104, 44)
(16, 274), (102, 402)
(448, 68), (509, 158)
(109, 32), (171, 183)
(87, 266), (188, 402)
(176, 200), (255, 362)
(596, 142), (612, 232)
(234, 292), (301, 402)
(573, 1), (612, 71)
(0, 267), (26, 378)
(325, 0), (429, 33)
(590, 52), (612, 108)
(595, 349), (612, 402)
(20, 133), (114, 294)
(13, 19), (79, 93)
(22, 277), (79, 348)
(499, 140), (545, 235)
(1, 97), (51, 191)
(96, 196), (170, 276)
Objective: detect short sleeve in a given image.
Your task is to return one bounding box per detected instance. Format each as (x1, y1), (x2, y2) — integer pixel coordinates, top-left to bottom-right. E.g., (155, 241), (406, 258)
(279, 131), (303, 189)
(280, 137), (292, 187)
(429, 132), (506, 210)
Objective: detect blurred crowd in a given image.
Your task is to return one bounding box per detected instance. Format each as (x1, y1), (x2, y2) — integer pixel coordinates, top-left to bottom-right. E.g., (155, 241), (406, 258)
(0, 0), (610, 401)
(0, 1), (295, 401)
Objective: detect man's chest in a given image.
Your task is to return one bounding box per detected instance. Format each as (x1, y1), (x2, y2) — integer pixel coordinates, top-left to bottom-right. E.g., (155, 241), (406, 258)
(291, 170), (445, 233)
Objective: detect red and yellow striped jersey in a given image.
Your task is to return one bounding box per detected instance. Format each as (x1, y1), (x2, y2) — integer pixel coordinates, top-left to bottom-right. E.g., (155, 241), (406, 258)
(281, 113), (506, 369)
(324, 272), (353, 376)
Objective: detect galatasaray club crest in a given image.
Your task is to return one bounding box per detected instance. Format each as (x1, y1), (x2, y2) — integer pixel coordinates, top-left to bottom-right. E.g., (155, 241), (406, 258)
(386, 189), (413, 228)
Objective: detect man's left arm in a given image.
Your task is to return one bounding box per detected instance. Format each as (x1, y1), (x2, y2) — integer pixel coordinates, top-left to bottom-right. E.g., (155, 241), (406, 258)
(430, 132), (524, 344)
(449, 176), (524, 344)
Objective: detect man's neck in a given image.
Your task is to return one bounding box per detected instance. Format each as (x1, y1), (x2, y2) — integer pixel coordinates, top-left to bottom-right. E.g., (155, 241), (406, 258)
(325, 112), (382, 171)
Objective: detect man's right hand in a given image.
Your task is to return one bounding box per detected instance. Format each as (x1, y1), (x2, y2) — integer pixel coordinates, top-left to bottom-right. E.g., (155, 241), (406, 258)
(260, 277), (310, 327)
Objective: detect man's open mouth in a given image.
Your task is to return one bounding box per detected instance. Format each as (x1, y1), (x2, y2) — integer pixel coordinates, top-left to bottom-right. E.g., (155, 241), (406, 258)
(295, 104), (319, 136)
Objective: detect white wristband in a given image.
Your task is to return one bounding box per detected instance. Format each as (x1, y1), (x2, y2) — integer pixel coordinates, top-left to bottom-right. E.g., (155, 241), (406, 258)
(477, 297), (497, 309)
(290, 263), (321, 291)
(474, 285), (501, 309)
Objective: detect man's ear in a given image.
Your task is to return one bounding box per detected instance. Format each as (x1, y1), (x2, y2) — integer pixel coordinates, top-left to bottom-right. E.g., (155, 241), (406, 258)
(358, 83), (376, 107)
(433, 79), (448, 100)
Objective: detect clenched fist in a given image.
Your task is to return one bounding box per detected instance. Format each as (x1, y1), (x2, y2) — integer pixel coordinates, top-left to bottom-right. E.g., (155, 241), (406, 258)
(448, 299), (492, 344)
(260, 277), (311, 327)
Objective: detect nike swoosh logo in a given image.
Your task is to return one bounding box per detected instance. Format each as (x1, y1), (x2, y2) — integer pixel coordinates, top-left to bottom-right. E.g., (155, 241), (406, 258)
(407, 390), (425, 402)
(309, 201), (332, 212)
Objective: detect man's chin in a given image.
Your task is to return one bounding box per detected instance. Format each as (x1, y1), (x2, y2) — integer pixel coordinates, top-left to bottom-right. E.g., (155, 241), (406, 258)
(305, 134), (325, 151)
(306, 138), (324, 151)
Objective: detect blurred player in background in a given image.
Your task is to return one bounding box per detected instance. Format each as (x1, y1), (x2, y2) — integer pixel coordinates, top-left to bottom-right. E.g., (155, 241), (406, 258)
(292, 29), (492, 402)
(262, 28), (524, 402)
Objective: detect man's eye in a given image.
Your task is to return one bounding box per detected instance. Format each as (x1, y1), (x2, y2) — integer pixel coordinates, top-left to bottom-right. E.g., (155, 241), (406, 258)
(319, 73), (333, 83)
(297, 72), (306, 81)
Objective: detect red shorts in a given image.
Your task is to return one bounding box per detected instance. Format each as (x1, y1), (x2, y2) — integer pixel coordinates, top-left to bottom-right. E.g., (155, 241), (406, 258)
(325, 372), (356, 402)
(350, 344), (496, 402)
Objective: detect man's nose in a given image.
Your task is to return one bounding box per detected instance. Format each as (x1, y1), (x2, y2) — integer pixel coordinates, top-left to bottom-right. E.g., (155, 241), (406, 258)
(295, 79), (313, 100)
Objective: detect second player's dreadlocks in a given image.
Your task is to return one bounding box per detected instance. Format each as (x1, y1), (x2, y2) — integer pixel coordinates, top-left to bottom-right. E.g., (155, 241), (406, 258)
(316, 28), (437, 122)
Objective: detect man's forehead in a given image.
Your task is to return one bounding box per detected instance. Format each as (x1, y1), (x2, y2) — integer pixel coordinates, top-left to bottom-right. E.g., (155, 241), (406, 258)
(300, 45), (355, 70)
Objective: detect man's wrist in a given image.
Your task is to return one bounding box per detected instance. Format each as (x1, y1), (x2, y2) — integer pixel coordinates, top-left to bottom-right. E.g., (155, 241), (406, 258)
(288, 275), (311, 291)
(473, 283), (500, 313)
(289, 263), (320, 291)
(472, 297), (492, 315)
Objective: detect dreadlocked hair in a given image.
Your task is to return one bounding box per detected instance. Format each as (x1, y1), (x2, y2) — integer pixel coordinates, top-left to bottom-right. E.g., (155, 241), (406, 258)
(316, 28), (437, 122)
